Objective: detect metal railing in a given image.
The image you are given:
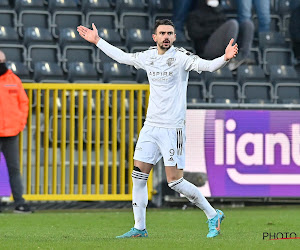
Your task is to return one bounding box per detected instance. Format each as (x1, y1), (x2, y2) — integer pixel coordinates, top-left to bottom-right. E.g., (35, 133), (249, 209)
(20, 83), (151, 201)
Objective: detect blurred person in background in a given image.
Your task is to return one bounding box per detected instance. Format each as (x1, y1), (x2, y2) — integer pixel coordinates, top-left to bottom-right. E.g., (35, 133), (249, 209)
(236, 0), (270, 32)
(0, 50), (32, 213)
(187, 0), (254, 70)
(290, 0), (300, 68)
(172, 0), (196, 32)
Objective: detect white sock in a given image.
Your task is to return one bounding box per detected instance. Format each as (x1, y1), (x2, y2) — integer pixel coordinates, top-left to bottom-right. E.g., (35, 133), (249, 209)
(131, 170), (149, 230)
(168, 177), (217, 219)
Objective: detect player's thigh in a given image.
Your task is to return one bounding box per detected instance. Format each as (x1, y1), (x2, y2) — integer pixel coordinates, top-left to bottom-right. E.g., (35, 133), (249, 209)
(134, 160), (153, 174)
(133, 125), (162, 174)
(158, 127), (186, 170)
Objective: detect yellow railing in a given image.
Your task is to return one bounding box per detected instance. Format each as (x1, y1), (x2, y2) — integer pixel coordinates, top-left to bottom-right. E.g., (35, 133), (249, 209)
(20, 83), (151, 201)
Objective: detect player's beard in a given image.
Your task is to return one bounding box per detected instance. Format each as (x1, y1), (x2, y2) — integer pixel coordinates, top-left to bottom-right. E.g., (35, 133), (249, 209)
(158, 39), (172, 51)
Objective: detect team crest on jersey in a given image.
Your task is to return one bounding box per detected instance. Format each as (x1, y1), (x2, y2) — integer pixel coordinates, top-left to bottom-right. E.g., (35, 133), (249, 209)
(167, 58), (175, 66)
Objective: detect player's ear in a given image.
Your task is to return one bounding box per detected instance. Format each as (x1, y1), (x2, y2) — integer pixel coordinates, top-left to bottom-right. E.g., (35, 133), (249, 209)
(174, 33), (176, 42)
(152, 33), (157, 42)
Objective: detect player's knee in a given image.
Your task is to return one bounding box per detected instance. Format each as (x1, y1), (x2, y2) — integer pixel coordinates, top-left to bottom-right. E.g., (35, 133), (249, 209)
(168, 177), (184, 190)
(133, 166), (142, 172)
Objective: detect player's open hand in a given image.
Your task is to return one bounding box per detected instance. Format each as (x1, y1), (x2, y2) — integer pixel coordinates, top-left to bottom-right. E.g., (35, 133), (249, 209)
(77, 23), (100, 45)
(225, 38), (238, 61)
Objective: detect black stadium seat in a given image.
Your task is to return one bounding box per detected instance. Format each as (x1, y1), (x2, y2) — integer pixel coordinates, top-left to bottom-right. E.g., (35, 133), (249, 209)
(205, 67), (240, 103)
(52, 11), (84, 38)
(15, 0), (45, 12)
(0, 10), (17, 28)
(23, 27), (54, 46)
(62, 45), (96, 72)
(67, 62), (99, 83)
(81, 0), (113, 13)
(237, 65), (273, 103)
(0, 44), (27, 64)
(33, 62), (66, 83)
(18, 10), (51, 37)
(270, 65), (300, 104)
(59, 28), (89, 47)
(103, 62), (135, 83)
(7, 61), (32, 82)
(27, 44), (61, 72)
(0, 26), (19, 44)
(125, 29), (154, 52)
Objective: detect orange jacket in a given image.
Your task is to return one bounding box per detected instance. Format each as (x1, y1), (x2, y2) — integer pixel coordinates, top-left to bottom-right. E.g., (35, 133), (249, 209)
(0, 70), (29, 137)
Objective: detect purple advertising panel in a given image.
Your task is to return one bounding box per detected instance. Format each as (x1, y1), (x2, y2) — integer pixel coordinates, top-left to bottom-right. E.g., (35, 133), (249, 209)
(186, 110), (300, 197)
(0, 152), (11, 196)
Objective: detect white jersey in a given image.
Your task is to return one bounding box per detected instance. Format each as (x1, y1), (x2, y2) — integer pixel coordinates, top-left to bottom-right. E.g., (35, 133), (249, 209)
(97, 39), (228, 128)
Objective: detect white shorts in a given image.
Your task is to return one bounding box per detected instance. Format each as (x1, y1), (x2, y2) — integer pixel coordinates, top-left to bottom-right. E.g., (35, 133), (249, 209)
(133, 125), (186, 169)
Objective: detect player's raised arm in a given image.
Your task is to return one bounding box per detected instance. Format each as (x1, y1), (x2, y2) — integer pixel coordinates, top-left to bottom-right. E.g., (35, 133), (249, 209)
(77, 23), (145, 69)
(182, 38), (238, 73)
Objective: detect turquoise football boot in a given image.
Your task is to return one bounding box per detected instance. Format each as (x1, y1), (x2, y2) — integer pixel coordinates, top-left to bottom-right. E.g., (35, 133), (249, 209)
(116, 228), (148, 238)
(207, 209), (225, 238)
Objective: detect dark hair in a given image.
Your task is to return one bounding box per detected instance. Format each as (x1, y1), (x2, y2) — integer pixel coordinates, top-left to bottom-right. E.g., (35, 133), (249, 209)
(153, 19), (175, 33)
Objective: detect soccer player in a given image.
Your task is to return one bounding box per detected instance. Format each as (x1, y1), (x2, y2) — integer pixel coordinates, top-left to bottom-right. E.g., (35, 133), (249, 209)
(77, 19), (238, 238)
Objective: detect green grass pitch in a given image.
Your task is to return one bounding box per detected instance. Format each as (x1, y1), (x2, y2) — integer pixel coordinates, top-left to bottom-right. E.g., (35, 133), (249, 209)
(0, 206), (299, 249)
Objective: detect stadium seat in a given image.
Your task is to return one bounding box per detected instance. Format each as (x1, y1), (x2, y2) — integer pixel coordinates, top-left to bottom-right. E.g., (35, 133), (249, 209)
(173, 31), (193, 50)
(152, 13), (173, 28)
(253, 14), (282, 34)
(18, 10), (51, 37)
(23, 27), (54, 46)
(116, 0), (146, 13)
(258, 31), (286, 49)
(7, 61), (32, 82)
(269, 65), (300, 104)
(67, 62), (99, 83)
(27, 44), (61, 72)
(83, 115), (106, 144)
(102, 62), (135, 83)
(81, 0), (113, 13)
(189, 70), (202, 82)
(96, 47), (128, 73)
(204, 67), (240, 103)
(120, 13), (151, 39)
(282, 14), (290, 40)
(59, 28), (89, 47)
(263, 47), (294, 74)
(0, 26), (19, 44)
(125, 29), (154, 52)
(49, 115), (77, 144)
(0, 10), (17, 28)
(33, 62), (66, 83)
(0, 44), (27, 64)
(86, 11), (118, 30)
(98, 28), (123, 47)
(237, 65), (273, 103)
(249, 47), (262, 65)
(15, 0), (45, 12)
(62, 45), (96, 72)
(149, 0), (173, 14)
(48, 0), (79, 12)
(52, 11), (84, 38)
(277, 0), (292, 16)
(135, 69), (148, 83)
(0, 0), (11, 9)
(187, 82), (207, 104)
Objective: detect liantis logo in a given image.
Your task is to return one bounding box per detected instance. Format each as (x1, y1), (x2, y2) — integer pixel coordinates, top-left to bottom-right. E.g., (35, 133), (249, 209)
(214, 119), (300, 185)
